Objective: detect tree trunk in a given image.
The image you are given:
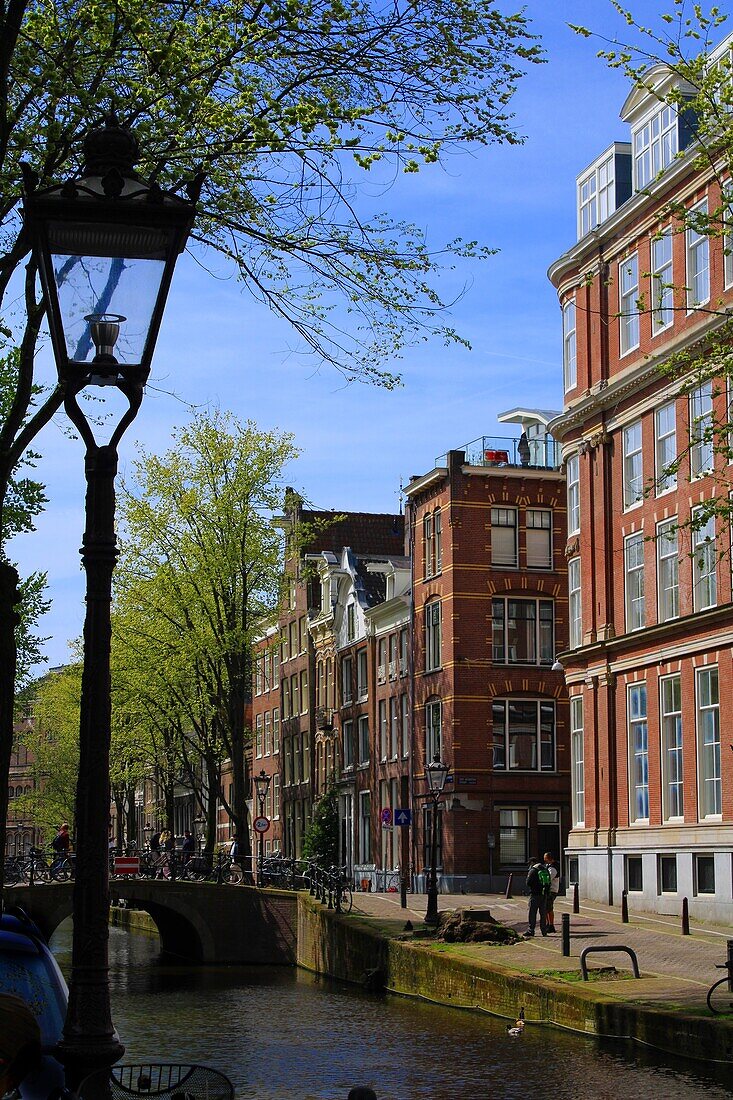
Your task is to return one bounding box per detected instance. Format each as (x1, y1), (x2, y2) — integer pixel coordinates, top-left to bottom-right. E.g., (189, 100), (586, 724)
(113, 793), (125, 848)
(125, 784), (136, 848)
(204, 754), (219, 858)
(164, 782), (175, 839)
(228, 658), (251, 864)
(0, 563), (20, 901)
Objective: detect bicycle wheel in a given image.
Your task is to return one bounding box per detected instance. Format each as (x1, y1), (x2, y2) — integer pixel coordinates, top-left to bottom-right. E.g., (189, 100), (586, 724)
(707, 976), (733, 1015)
(338, 886), (353, 914)
(4, 862), (20, 887)
(33, 860), (52, 883)
(227, 863), (243, 886)
(52, 859), (71, 883)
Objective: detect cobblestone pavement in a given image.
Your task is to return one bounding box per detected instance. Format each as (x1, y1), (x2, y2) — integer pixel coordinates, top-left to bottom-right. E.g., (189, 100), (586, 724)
(350, 889), (733, 1010)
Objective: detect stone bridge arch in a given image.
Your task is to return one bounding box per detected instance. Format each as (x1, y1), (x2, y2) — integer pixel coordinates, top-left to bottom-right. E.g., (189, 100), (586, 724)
(3, 881), (297, 966)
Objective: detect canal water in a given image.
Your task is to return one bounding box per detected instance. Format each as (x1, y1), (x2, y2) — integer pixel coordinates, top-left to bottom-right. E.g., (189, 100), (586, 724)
(50, 919), (732, 1100)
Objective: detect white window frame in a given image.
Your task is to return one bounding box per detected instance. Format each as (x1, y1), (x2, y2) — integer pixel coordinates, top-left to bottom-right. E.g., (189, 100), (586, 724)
(692, 509), (716, 612)
(566, 454), (580, 536)
(492, 596), (554, 666)
(356, 649), (368, 700)
(526, 508), (553, 569)
(651, 228), (674, 333)
(492, 698), (556, 773)
(570, 695), (585, 827)
(619, 253), (640, 355)
(341, 655), (353, 705)
(696, 666), (721, 818)
(425, 600), (441, 671)
(654, 401), (677, 494)
(725, 184), (733, 290)
(633, 104), (677, 189)
(358, 715), (370, 764)
(578, 152), (615, 237)
(563, 299), (577, 391)
(656, 518), (679, 623)
(426, 698), (442, 761)
(623, 420), (643, 508)
(689, 381), (714, 479)
(624, 532), (645, 632)
(660, 674), (683, 821)
(491, 507), (518, 567)
(568, 558), (582, 649)
(686, 200), (710, 309)
(628, 683), (649, 823)
(343, 719), (354, 769)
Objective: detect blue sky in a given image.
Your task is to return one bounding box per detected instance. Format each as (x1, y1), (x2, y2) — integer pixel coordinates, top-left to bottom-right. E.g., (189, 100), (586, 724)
(13, 0), (685, 667)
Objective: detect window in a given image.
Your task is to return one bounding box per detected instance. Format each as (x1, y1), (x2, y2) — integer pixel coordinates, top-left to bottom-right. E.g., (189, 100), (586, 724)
(389, 697), (399, 758)
(570, 696), (585, 826)
(623, 420), (643, 507)
(289, 620), (297, 656)
(264, 712), (272, 756)
(566, 454), (580, 535)
(423, 512), (433, 579)
(725, 188), (733, 289)
(568, 558), (582, 649)
(378, 700), (388, 759)
(346, 603), (356, 642)
(273, 708), (280, 753)
(657, 518), (679, 623)
(425, 601), (441, 671)
(624, 533), (645, 632)
(655, 402), (677, 493)
(357, 649), (368, 699)
(619, 254), (640, 354)
(660, 675), (683, 821)
(434, 510), (442, 574)
(255, 714), (263, 757)
(499, 808), (528, 865)
(696, 667), (721, 817)
(255, 658), (263, 696)
(423, 509), (442, 577)
(687, 200), (710, 308)
(343, 719), (354, 769)
(651, 229), (674, 333)
(401, 693), (409, 757)
(426, 698), (441, 761)
(659, 855), (677, 894)
(689, 381), (714, 478)
(695, 855), (716, 895)
(492, 597), (554, 665)
(341, 656), (353, 705)
(578, 154), (615, 237)
(272, 648), (279, 687)
(626, 855), (643, 893)
(298, 615), (307, 654)
(492, 699), (555, 772)
(628, 683), (649, 822)
(399, 627), (408, 676)
(358, 792), (371, 863)
(389, 634), (398, 680)
(291, 672), (300, 716)
(692, 511), (716, 611)
(526, 509), (552, 569)
(563, 299), (577, 391)
(358, 716), (370, 764)
(633, 104), (677, 188)
(491, 507), (518, 567)
(300, 670), (308, 712)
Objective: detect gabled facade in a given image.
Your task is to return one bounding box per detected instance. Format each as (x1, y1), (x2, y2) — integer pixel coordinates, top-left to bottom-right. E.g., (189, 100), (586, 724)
(549, 34), (733, 919)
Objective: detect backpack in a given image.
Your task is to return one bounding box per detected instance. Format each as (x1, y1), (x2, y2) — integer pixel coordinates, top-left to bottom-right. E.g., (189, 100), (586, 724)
(537, 865), (552, 894)
(51, 834), (64, 852)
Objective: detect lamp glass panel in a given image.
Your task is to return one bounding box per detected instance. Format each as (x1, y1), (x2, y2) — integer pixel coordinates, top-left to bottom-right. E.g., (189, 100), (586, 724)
(51, 242), (165, 365)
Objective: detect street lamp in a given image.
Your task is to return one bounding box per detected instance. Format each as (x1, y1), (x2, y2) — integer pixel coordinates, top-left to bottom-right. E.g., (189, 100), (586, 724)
(253, 769), (271, 885)
(424, 753), (449, 927)
(193, 814), (206, 855)
(22, 115), (199, 1087)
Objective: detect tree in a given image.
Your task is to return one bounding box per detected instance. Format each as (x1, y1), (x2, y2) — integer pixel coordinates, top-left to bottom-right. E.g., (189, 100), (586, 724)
(573, 4), (733, 535)
(0, 0), (541, 897)
(302, 780), (340, 867)
(114, 409), (296, 866)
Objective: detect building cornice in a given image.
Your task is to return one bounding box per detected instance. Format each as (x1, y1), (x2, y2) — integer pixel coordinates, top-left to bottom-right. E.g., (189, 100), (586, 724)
(404, 468), (447, 498)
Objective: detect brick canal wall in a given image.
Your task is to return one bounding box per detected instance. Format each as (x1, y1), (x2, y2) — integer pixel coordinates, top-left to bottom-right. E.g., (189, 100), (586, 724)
(296, 896), (733, 1064)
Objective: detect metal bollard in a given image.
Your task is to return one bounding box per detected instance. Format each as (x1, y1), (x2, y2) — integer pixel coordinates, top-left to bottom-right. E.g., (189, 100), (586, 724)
(572, 882), (579, 914)
(400, 873), (408, 909)
(681, 896), (690, 935)
(727, 939), (733, 993)
(621, 889), (629, 923)
(561, 912), (570, 958)
(505, 873), (513, 900)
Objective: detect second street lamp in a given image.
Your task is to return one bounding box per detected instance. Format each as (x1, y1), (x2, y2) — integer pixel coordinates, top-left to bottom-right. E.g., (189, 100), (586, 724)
(253, 769), (271, 885)
(22, 115), (199, 1087)
(424, 753), (449, 928)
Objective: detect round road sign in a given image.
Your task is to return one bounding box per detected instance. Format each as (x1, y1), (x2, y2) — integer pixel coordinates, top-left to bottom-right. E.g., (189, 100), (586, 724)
(253, 815), (270, 834)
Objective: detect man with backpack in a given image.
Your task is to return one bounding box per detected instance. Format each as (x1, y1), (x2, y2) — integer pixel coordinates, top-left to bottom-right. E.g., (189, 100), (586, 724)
(524, 856), (550, 937)
(543, 852), (561, 933)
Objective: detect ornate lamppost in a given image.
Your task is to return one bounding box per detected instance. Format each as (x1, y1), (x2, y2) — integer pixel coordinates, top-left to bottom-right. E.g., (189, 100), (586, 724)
(193, 814), (206, 856)
(424, 753), (449, 927)
(22, 115), (199, 1086)
(253, 769), (271, 885)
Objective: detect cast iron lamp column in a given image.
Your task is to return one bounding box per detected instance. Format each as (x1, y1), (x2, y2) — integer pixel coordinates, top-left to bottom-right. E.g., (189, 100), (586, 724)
(424, 753), (449, 928)
(22, 115), (199, 1087)
(253, 769), (271, 886)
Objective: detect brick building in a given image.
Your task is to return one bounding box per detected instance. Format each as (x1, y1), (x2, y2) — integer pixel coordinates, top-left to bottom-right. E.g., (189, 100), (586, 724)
(405, 412), (570, 892)
(548, 35), (733, 919)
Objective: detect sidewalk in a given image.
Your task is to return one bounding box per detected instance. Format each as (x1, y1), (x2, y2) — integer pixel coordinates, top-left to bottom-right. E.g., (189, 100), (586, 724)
(349, 888), (733, 1013)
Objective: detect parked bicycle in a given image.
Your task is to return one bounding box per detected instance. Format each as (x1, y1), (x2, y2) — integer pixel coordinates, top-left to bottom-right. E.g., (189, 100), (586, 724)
(707, 956), (733, 1015)
(4, 846), (71, 885)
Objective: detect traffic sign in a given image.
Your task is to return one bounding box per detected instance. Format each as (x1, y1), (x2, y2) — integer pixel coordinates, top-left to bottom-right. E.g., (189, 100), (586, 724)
(114, 856), (140, 876)
(380, 807), (392, 827)
(394, 808), (411, 827)
(253, 816), (270, 834)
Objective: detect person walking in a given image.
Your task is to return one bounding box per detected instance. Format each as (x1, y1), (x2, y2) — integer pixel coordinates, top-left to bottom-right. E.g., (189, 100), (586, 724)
(524, 857), (549, 937)
(50, 823), (70, 876)
(544, 852), (561, 933)
(181, 831), (195, 864)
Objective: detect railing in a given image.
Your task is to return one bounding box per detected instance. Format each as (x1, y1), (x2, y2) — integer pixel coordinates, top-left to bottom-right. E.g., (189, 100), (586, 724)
(435, 434), (560, 471)
(306, 861), (354, 913)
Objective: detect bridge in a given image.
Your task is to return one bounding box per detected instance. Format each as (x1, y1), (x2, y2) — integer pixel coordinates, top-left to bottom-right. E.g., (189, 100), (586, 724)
(4, 881), (298, 965)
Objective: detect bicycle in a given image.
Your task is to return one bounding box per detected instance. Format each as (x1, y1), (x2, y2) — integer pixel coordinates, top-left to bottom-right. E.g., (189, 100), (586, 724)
(707, 958), (733, 1015)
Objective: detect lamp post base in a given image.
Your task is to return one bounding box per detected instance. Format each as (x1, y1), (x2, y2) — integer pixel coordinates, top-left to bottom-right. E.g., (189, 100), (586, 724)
(425, 890), (439, 927)
(55, 1032), (125, 1091)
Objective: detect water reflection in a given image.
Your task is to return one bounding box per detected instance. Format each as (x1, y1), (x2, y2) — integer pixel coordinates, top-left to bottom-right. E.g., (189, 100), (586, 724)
(50, 919), (732, 1100)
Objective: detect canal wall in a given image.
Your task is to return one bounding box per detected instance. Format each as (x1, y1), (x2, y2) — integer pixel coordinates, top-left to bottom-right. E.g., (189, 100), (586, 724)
(296, 896), (733, 1065)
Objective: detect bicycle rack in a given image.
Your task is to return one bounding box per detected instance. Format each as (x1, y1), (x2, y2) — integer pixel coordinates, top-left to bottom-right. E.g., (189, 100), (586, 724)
(580, 944), (641, 980)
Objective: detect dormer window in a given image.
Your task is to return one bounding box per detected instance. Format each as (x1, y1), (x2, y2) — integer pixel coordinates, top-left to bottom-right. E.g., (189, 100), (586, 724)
(633, 104), (677, 189)
(576, 143), (632, 239)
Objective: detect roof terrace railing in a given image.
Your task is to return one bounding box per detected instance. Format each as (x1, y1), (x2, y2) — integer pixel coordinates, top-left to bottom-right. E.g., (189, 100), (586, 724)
(435, 434), (561, 471)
